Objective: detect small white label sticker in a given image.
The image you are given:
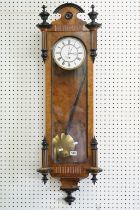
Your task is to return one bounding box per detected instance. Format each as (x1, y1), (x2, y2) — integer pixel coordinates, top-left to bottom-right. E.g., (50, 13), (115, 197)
(70, 151), (77, 156)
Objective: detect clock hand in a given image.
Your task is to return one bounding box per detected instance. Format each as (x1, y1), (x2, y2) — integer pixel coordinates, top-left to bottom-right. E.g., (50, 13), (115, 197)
(68, 52), (77, 55)
(68, 45), (71, 55)
(68, 41), (77, 55)
(67, 45), (73, 59)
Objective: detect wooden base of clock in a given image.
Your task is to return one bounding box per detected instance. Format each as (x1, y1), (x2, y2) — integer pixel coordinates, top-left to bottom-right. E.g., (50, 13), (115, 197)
(51, 166), (89, 204)
(38, 164), (102, 204)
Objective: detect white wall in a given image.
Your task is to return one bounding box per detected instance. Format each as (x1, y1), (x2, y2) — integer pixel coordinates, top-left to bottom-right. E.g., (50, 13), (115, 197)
(0, 0), (139, 209)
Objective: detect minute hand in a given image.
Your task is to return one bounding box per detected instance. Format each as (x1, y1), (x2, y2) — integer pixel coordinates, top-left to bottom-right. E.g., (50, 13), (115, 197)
(69, 52), (77, 55)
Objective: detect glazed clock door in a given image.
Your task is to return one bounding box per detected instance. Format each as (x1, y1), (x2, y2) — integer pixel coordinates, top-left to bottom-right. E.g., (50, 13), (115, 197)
(52, 37), (87, 163)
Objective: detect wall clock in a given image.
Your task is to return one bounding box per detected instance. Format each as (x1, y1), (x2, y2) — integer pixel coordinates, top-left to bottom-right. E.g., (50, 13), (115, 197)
(37, 3), (102, 205)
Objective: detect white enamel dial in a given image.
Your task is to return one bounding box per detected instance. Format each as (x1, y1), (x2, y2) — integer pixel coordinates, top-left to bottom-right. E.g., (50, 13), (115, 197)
(52, 37), (86, 70)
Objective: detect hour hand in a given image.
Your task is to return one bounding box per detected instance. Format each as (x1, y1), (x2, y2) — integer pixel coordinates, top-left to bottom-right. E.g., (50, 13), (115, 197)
(69, 52), (77, 55)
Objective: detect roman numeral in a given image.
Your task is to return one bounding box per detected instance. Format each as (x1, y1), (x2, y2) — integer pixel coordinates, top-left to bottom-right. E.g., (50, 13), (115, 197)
(62, 61), (65, 65)
(77, 57), (81, 61)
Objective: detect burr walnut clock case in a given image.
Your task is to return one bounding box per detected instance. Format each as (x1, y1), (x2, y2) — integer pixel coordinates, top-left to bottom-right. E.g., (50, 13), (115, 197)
(37, 3), (102, 205)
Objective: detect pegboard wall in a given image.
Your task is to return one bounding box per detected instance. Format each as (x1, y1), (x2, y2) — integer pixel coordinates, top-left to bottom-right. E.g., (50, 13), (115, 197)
(0, 0), (139, 209)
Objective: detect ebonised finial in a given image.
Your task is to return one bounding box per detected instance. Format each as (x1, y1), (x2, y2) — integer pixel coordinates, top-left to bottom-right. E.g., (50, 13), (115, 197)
(91, 136), (98, 150)
(37, 5), (52, 29)
(61, 188), (79, 205)
(42, 136), (48, 150)
(86, 4), (101, 28)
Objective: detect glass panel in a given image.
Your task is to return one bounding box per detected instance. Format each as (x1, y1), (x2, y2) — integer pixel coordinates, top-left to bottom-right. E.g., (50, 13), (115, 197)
(52, 52), (87, 163)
